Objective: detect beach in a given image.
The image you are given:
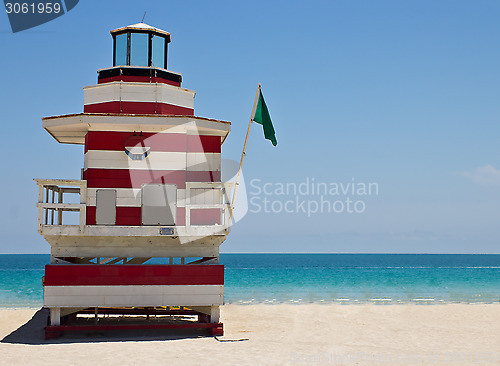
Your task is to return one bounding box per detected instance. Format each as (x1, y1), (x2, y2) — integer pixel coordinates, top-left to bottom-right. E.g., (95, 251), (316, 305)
(1, 304), (499, 366)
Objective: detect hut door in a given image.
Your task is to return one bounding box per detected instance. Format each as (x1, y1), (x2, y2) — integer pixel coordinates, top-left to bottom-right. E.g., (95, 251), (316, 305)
(141, 184), (177, 225)
(96, 189), (116, 225)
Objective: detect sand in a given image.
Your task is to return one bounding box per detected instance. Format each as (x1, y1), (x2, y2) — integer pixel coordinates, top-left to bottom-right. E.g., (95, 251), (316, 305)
(0, 304), (499, 366)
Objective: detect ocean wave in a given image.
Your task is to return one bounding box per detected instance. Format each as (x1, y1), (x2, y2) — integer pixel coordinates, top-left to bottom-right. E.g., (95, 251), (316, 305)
(225, 298), (500, 305)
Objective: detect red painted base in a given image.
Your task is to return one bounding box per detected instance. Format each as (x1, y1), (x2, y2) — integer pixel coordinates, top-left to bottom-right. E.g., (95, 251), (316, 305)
(210, 325), (224, 336)
(45, 322), (224, 339)
(45, 307), (223, 339)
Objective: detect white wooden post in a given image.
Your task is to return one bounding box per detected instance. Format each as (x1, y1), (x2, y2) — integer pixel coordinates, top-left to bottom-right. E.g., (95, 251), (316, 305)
(50, 308), (61, 326)
(50, 188), (55, 225)
(80, 205), (86, 232)
(37, 184), (44, 232)
(79, 181), (87, 232)
(44, 187), (48, 225)
(57, 187), (63, 225)
(80, 181), (87, 204)
(210, 305), (220, 323)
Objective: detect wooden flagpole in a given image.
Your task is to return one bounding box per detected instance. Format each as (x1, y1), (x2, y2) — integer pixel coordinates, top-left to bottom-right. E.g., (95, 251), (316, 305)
(229, 83), (261, 221)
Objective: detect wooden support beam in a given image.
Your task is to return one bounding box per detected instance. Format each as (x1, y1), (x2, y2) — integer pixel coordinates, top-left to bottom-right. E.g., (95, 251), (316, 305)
(187, 257), (215, 265)
(210, 306), (220, 323)
(50, 308), (61, 326)
(50, 189), (55, 225)
(104, 257), (126, 265)
(126, 257), (152, 264)
(58, 187), (63, 225)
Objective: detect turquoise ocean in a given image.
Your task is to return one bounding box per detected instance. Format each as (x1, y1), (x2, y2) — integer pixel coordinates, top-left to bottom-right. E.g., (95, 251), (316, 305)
(0, 254), (499, 307)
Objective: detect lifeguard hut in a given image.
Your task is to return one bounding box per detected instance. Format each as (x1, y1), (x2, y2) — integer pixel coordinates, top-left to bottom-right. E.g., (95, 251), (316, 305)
(35, 23), (232, 338)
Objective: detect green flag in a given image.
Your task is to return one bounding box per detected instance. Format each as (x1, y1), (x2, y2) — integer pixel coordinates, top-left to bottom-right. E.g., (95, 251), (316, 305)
(253, 90), (277, 146)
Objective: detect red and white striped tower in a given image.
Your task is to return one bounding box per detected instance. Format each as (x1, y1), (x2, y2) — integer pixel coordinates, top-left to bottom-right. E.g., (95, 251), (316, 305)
(35, 23), (232, 338)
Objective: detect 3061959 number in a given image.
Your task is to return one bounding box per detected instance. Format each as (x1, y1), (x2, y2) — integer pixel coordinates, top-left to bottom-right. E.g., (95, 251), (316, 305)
(5, 2), (61, 14)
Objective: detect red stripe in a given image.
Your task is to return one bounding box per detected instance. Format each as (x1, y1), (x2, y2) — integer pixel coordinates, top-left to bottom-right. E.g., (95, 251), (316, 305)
(44, 264), (224, 286)
(191, 208), (221, 225)
(84, 132), (221, 153)
(177, 207), (186, 226)
(85, 207), (95, 225)
(86, 206), (216, 226)
(83, 169), (187, 189)
(86, 206), (186, 226)
(98, 75), (181, 87)
(85, 131), (187, 153)
(86, 207), (143, 226)
(83, 169), (221, 189)
(46, 323), (223, 333)
(187, 135), (221, 153)
(116, 207), (141, 226)
(187, 171), (221, 182)
(84, 101), (194, 116)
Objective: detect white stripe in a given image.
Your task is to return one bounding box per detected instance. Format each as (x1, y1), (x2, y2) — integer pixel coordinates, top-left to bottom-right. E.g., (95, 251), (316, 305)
(84, 150), (221, 171)
(87, 188), (187, 207)
(85, 150), (186, 170)
(189, 188), (222, 205)
(187, 153), (221, 172)
(83, 82), (195, 109)
(44, 285), (224, 307)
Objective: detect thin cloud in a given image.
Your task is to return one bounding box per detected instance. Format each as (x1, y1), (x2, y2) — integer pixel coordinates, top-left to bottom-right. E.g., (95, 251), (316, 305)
(459, 165), (500, 185)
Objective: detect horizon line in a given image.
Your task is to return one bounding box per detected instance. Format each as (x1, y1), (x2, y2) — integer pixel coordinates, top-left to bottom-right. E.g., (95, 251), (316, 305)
(1, 252), (499, 255)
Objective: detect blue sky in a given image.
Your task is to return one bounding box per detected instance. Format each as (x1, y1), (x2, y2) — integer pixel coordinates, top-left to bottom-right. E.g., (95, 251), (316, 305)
(1, 0), (500, 253)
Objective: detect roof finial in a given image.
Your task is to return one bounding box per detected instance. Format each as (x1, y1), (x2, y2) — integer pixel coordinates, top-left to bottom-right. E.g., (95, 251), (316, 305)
(142, 11), (146, 23)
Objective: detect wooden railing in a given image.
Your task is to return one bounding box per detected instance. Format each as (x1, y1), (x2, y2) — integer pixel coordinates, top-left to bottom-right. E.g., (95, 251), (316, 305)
(35, 179), (234, 235)
(34, 179), (87, 232)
